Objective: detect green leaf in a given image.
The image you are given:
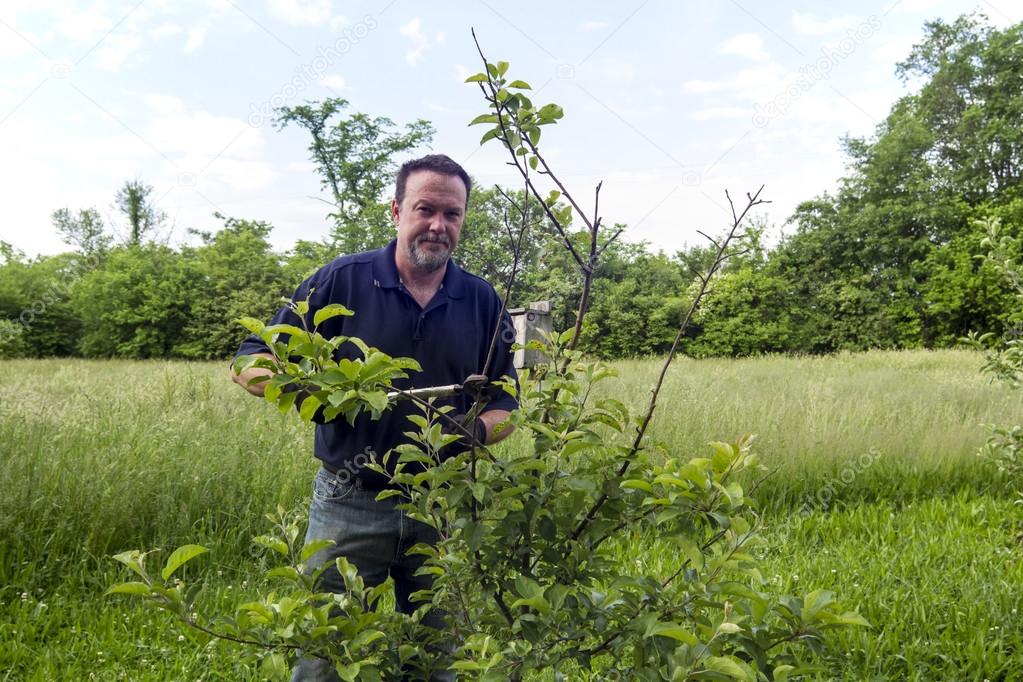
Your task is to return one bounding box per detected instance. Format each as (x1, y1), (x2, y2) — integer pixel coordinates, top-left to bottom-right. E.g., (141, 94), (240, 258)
(253, 535), (289, 556)
(267, 566), (301, 581)
(112, 550), (147, 580)
(161, 544), (208, 581)
(773, 665), (795, 682)
(232, 354), (274, 376)
(507, 79), (531, 89)
(464, 73), (488, 83)
(678, 538), (705, 570)
(480, 128), (500, 145)
(510, 595), (551, 614)
(276, 389), (298, 414)
(701, 656), (755, 681)
(829, 611), (872, 627)
(392, 357), (422, 372)
(237, 316), (265, 335)
(361, 390), (389, 415)
(538, 103), (565, 122)
(468, 114), (500, 126)
(105, 581), (152, 597)
(621, 479), (653, 492)
(300, 539), (335, 563)
(647, 623), (699, 644)
(313, 303), (354, 327)
(299, 394), (324, 422)
(263, 323), (307, 340)
(261, 653), (288, 679)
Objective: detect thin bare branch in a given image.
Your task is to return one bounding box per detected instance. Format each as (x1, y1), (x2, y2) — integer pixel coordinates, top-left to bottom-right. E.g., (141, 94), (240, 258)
(570, 185), (767, 542)
(695, 230), (720, 249)
(595, 227), (625, 259)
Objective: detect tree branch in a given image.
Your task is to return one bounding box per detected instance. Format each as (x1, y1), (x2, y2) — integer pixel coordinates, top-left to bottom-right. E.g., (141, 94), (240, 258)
(570, 186), (769, 542)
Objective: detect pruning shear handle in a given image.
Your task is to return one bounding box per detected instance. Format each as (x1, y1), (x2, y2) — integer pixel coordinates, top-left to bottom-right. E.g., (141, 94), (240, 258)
(386, 373), (491, 402)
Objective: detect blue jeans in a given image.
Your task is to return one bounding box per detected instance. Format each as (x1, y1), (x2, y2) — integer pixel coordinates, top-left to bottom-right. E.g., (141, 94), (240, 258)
(290, 467), (453, 682)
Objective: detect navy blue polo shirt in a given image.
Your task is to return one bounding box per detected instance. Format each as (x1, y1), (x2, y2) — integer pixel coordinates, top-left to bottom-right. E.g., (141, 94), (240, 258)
(235, 240), (518, 487)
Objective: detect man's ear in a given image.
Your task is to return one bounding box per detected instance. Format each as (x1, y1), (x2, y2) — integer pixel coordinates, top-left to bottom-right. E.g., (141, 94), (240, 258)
(390, 198), (400, 224)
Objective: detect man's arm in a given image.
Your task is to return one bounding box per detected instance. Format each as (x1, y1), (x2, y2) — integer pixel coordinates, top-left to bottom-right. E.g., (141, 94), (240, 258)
(230, 352), (275, 397)
(479, 409), (514, 444)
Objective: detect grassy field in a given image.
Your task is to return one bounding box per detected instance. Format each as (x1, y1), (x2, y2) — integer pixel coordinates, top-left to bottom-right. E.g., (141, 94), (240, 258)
(2, 350), (1022, 680)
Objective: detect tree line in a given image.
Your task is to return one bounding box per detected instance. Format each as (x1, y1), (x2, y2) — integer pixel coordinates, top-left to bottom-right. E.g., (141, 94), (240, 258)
(1, 12), (1020, 361)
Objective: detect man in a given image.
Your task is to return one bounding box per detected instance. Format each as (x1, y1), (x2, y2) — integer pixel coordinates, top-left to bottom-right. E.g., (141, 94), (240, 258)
(231, 154), (519, 680)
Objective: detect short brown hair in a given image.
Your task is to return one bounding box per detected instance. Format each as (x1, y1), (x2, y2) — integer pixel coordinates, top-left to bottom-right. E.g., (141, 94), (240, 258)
(395, 154), (472, 206)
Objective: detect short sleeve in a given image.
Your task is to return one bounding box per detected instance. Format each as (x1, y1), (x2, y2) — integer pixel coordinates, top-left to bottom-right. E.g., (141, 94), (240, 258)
(233, 271), (324, 360)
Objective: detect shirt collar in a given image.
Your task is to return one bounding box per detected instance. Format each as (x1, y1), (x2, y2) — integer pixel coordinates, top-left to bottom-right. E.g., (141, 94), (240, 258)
(372, 239), (466, 299)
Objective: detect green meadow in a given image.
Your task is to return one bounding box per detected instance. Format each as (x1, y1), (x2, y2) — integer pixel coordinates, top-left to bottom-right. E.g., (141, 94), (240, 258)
(2, 350), (1022, 680)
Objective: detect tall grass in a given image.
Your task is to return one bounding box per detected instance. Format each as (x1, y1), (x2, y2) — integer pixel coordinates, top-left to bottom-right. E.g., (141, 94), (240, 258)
(608, 349), (1018, 507)
(1, 350), (1020, 679)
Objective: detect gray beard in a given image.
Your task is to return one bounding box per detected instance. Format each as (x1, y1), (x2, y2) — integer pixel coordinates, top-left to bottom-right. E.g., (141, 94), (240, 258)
(408, 236), (451, 273)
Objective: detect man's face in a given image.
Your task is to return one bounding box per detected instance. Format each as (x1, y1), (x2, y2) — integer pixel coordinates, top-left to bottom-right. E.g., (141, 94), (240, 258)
(392, 170), (467, 274)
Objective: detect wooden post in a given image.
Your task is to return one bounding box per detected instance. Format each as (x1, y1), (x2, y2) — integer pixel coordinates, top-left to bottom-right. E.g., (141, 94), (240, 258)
(508, 301), (552, 369)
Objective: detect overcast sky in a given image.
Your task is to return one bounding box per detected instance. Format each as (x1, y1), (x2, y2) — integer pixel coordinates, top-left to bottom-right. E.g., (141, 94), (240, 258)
(1, 0), (1019, 258)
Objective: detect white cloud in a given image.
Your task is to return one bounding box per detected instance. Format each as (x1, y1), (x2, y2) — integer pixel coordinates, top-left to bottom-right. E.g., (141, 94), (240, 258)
(0, 25), (40, 57)
(265, 0), (332, 27)
(146, 111), (262, 161)
(424, 101), (469, 115)
(320, 74), (347, 90)
(683, 63), (789, 102)
(92, 33), (145, 71)
(791, 11), (861, 36)
(53, 6), (114, 43)
(132, 94), (279, 192)
(184, 25), (207, 53)
(583, 57), (636, 82)
(690, 106), (750, 121)
(870, 32), (919, 67)
(152, 23), (184, 39)
(143, 93), (187, 115)
(719, 33), (768, 61)
(285, 160), (317, 173)
(399, 17), (430, 66)
(579, 20), (609, 32)
(883, 0), (945, 14)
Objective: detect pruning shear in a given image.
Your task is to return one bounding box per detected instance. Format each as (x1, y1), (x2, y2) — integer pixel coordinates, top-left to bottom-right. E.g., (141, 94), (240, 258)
(385, 373), (491, 402)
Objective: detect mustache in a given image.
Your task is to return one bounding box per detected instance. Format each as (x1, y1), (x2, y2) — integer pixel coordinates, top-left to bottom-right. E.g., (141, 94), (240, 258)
(415, 234), (451, 246)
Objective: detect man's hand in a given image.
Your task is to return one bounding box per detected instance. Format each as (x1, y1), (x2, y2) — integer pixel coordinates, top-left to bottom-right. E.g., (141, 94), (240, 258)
(438, 409), (514, 459)
(230, 352), (275, 397)
(479, 409), (513, 444)
(438, 413), (486, 459)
